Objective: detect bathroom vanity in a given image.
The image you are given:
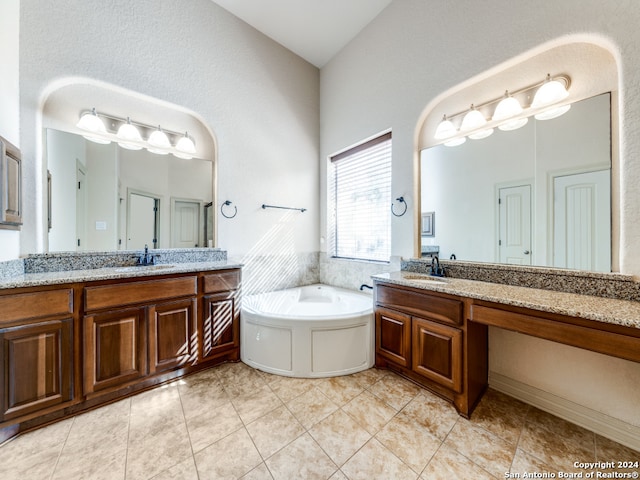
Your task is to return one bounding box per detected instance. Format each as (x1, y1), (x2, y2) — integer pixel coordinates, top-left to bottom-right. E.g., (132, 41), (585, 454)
(373, 270), (640, 418)
(0, 260), (241, 440)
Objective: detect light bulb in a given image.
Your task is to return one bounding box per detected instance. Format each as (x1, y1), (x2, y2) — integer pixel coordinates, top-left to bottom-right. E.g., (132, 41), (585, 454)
(532, 74), (569, 109)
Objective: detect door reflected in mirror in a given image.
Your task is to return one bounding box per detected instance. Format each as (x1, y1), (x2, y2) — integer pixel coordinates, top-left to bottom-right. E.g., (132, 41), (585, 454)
(46, 129), (214, 252)
(420, 93), (611, 272)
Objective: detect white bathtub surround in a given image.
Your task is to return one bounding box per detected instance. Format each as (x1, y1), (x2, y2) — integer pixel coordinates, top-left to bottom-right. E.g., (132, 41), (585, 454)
(319, 253), (401, 291)
(241, 284), (374, 377)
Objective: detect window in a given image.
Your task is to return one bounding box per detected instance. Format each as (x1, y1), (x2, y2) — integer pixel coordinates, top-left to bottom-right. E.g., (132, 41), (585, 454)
(328, 132), (392, 262)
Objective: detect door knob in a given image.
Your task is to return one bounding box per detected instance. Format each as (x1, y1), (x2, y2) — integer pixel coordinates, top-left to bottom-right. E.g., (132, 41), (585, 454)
(524, 250), (530, 255)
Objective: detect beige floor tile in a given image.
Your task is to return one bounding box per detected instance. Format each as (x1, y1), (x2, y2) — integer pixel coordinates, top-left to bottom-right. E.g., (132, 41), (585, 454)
(52, 405), (129, 480)
(265, 433), (338, 480)
(287, 386), (339, 429)
(241, 462), (274, 479)
(375, 414), (441, 473)
(342, 390), (397, 435)
(510, 447), (557, 476)
(178, 376), (229, 419)
(309, 409), (371, 466)
(231, 383), (284, 424)
(126, 421), (193, 480)
(444, 418), (516, 477)
(129, 383), (185, 432)
(596, 435), (640, 473)
(518, 408), (595, 472)
(185, 400), (244, 453)
(0, 417), (73, 480)
(421, 444), (495, 480)
(151, 456), (199, 480)
(195, 427), (263, 479)
(469, 389), (529, 445)
(269, 376), (316, 402)
(350, 367), (388, 388)
(368, 372), (421, 410)
(329, 470), (349, 480)
(400, 391), (459, 440)
(246, 405), (305, 458)
(341, 438), (418, 480)
(317, 375), (365, 406)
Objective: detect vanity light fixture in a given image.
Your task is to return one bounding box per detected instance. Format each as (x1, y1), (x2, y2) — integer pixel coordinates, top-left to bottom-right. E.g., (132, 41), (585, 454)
(116, 117), (143, 150)
(434, 73), (571, 147)
(174, 132), (197, 159)
(460, 105), (494, 140)
(434, 115), (456, 140)
(76, 108), (111, 144)
(75, 110), (198, 158)
(493, 91), (528, 131)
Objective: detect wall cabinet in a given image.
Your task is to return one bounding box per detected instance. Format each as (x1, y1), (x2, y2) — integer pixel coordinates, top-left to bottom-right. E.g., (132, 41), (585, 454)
(374, 282), (486, 417)
(0, 135), (22, 229)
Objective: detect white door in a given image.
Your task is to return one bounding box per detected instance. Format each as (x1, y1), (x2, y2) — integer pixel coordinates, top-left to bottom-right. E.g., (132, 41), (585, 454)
(76, 166), (87, 251)
(128, 193), (158, 250)
(171, 200), (200, 248)
(553, 169), (610, 272)
(498, 184), (532, 265)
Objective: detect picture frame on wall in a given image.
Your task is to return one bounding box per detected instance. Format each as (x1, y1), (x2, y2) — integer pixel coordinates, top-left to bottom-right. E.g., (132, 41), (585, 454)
(421, 211), (434, 237)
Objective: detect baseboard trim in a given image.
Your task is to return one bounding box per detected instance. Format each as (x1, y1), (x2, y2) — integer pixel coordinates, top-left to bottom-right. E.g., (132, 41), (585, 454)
(489, 372), (640, 452)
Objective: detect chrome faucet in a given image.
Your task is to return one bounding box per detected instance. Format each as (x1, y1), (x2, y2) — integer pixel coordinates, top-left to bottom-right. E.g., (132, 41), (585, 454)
(430, 255), (445, 277)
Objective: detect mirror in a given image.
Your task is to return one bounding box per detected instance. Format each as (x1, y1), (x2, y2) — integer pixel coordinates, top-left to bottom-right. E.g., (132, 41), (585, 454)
(420, 93), (611, 272)
(46, 129), (214, 252)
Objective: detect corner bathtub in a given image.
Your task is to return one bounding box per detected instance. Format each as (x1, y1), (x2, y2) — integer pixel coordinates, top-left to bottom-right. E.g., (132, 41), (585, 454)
(241, 284), (374, 377)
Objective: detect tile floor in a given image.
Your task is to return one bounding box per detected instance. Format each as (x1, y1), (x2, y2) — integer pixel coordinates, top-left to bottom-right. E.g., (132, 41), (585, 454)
(1, 363), (638, 479)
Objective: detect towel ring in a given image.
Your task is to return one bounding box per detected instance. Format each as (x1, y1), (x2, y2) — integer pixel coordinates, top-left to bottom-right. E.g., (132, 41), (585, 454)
(221, 200), (237, 219)
(391, 196), (407, 217)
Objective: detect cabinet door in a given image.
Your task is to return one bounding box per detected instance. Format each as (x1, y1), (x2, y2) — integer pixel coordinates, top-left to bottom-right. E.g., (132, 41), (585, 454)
(84, 308), (147, 395)
(200, 292), (238, 361)
(412, 317), (462, 393)
(375, 308), (411, 367)
(149, 298), (197, 374)
(0, 319), (73, 421)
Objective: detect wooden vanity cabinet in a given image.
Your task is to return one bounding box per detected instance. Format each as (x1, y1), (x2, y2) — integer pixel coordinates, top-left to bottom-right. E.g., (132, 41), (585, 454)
(0, 288), (74, 422)
(83, 276), (198, 398)
(200, 270), (241, 362)
(374, 282), (487, 417)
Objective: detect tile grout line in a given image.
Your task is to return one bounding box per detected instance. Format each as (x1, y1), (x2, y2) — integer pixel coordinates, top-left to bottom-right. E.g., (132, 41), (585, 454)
(48, 416), (75, 480)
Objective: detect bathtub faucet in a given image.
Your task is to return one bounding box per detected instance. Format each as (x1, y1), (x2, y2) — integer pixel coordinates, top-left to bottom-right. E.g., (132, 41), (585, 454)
(359, 284), (373, 291)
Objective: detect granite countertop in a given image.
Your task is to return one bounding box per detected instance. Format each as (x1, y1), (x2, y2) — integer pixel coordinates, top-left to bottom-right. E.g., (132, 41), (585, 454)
(373, 271), (640, 330)
(0, 261), (243, 290)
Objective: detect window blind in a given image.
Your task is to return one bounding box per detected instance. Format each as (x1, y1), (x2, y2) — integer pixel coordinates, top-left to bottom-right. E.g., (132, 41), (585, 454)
(329, 132), (392, 262)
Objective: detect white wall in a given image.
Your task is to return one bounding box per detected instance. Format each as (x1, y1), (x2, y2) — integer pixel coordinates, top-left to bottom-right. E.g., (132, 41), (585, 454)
(19, 0), (320, 260)
(320, 1), (640, 428)
(0, 0), (20, 260)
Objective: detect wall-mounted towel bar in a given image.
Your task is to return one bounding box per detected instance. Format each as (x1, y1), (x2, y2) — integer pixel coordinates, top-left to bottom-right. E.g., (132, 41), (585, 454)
(262, 204), (307, 213)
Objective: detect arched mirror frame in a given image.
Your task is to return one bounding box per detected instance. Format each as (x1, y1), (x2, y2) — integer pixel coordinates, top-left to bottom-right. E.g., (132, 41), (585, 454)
(40, 78), (218, 252)
(415, 39), (620, 272)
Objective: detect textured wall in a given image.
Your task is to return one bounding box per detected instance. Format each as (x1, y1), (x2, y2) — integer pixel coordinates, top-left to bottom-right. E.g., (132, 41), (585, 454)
(0, 0), (20, 260)
(19, 0), (320, 258)
(320, 0), (640, 427)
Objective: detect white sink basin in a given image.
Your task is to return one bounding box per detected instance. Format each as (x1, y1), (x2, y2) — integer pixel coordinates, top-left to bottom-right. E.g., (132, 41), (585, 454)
(114, 264), (174, 273)
(403, 274), (448, 285)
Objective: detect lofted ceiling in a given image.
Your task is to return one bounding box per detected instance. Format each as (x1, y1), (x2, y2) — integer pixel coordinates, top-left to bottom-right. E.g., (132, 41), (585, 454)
(209, 0), (393, 67)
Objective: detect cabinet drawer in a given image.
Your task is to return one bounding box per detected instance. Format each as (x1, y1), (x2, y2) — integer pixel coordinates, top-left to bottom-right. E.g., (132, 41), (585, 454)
(0, 289), (73, 324)
(376, 284), (462, 326)
(85, 276), (197, 311)
(203, 270), (240, 293)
